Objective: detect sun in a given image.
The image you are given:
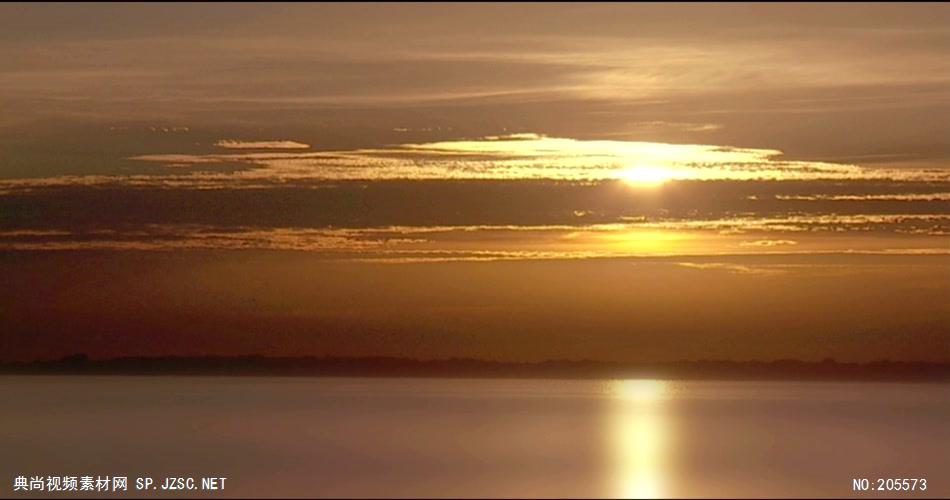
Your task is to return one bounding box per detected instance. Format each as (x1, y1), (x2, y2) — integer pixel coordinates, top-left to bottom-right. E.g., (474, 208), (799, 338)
(620, 165), (682, 186)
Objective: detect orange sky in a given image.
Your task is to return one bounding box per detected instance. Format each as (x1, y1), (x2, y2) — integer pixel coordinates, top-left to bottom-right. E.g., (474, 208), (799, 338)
(0, 3), (947, 362)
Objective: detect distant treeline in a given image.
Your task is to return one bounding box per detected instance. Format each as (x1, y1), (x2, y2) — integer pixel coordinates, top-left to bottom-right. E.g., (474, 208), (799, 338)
(1, 354), (948, 382)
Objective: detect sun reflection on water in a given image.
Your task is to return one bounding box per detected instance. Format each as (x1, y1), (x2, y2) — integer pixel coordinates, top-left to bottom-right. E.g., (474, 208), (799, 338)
(610, 379), (668, 499)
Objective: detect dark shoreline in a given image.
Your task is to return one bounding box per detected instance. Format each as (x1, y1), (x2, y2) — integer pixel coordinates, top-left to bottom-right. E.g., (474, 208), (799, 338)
(1, 355), (948, 382)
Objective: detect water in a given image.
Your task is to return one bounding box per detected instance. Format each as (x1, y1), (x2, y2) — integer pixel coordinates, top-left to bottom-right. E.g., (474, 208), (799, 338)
(1, 376), (947, 498)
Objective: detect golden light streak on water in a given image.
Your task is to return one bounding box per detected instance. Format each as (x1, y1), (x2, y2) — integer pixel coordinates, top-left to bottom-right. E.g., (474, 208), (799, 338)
(609, 379), (668, 499)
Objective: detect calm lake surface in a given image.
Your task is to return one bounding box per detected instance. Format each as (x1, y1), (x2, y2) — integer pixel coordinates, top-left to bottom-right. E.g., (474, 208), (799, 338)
(1, 376), (947, 498)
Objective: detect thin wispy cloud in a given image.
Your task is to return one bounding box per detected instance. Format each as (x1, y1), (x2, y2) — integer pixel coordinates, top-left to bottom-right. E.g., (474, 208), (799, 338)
(214, 139), (310, 150)
(2, 218), (946, 258)
(773, 193), (950, 202)
(2, 134), (944, 196)
(739, 239), (799, 247)
(129, 134), (950, 183)
(675, 262), (786, 275)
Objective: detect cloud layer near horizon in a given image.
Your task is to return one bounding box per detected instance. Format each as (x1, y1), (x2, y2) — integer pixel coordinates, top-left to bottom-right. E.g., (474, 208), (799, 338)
(1, 134), (947, 195)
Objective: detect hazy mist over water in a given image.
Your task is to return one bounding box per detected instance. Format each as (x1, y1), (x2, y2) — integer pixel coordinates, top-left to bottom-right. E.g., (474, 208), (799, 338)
(3, 376), (947, 498)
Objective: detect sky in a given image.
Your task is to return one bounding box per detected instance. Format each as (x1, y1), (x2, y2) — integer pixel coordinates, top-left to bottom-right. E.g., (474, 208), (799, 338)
(1, 3), (948, 363)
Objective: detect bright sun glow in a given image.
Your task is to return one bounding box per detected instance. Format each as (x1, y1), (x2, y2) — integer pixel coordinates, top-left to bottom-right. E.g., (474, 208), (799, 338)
(620, 165), (683, 186)
(610, 379), (668, 499)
